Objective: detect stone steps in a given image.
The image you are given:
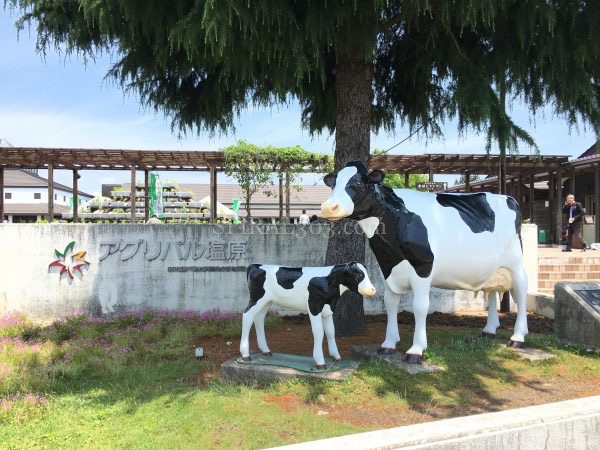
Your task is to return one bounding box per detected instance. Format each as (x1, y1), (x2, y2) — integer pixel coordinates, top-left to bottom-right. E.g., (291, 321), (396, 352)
(538, 254), (600, 294)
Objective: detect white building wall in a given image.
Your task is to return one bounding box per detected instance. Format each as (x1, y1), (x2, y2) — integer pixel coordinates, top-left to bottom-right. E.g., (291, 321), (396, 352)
(4, 187), (82, 206)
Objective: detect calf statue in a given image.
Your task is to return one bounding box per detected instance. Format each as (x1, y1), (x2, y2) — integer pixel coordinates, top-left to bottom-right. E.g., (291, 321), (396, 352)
(240, 262), (376, 369)
(320, 161), (528, 364)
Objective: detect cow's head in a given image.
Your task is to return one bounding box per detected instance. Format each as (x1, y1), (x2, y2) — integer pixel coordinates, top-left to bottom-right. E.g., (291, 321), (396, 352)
(321, 161), (385, 221)
(339, 262), (376, 297)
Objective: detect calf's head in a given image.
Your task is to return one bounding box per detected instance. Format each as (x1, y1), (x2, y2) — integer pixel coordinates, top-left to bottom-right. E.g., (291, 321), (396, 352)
(338, 262), (376, 297)
(321, 161), (385, 221)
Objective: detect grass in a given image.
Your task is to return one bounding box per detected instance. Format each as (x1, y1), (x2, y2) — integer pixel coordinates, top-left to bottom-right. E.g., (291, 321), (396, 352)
(1, 311), (599, 449)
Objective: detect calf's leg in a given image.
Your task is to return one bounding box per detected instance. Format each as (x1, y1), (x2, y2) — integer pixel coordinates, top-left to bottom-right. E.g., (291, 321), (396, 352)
(321, 307), (341, 361)
(239, 299), (269, 360)
(253, 302), (272, 356)
(308, 313), (327, 368)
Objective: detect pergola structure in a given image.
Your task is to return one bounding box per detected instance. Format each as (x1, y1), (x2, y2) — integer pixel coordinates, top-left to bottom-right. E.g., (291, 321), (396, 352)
(0, 147), (225, 223)
(0, 147), (570, 234)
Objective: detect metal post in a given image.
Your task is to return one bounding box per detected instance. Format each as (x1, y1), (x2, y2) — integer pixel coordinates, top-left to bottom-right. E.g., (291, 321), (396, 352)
(210, 164), (217, 223)
(144, 170), (149, 222)
(48, 161), (54, 222)
(72, 170), (79, 223)
(130, 164), (136, 224)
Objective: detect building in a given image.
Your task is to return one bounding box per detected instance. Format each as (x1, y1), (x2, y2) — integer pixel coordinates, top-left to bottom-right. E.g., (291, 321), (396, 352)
(2, 169), (93, 223)
(81, 182), (331, 223)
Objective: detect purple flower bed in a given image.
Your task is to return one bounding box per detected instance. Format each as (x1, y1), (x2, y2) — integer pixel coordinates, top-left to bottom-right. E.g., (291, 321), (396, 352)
(1, 393), (47, 411)
(0, 311), (26, 328)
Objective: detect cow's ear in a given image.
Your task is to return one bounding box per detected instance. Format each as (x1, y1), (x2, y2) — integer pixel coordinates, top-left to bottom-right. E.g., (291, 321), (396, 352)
(323, 173), (336, 188)
(368, 169), (385, 184)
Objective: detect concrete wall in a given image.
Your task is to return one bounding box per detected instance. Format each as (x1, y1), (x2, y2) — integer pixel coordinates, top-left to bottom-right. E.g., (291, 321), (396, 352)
(273, 395), (600, 450)
(0, 223), (538, 319)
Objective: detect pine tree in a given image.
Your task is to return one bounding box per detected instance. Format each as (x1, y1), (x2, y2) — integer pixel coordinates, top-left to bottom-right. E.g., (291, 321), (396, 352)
(8, 0), (600, 334)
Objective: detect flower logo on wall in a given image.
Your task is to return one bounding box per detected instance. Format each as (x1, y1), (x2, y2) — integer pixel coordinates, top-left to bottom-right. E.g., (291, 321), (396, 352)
(48, 241), (90, 279)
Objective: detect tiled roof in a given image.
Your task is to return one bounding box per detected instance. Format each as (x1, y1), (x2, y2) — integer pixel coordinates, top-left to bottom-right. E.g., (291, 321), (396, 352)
(3, 203), (70, 215)
(3, 169), (93, 197)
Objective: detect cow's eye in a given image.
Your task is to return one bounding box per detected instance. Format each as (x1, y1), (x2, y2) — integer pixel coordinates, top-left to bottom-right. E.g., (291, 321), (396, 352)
(323, 173), (336, 188)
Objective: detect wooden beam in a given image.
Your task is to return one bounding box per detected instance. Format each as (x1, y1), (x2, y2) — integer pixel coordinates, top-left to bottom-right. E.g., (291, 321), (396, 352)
(144, 170), (149, 222)
(285, 172), (291, 221)
(72, 170), (79, 223)
(596, 164), (600, 243)
(569, 168), (576, 195)
(464, 171), (470, 192)
(0, 167), (4, 223)
(210, 164), (217, 223)
(130, 164), (136, 224)
(529, 174), (535, 222)
(556, 166), (563, 244)
(48, 161), (54, 222)
(428, 164), (434, 182)
(278, 172), (284, 222)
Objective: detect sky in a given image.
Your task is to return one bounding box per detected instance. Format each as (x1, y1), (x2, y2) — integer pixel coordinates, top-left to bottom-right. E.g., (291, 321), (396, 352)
(1, 7), (597, 196)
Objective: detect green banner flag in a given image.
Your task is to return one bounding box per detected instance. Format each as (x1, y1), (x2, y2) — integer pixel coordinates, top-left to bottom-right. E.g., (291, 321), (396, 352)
(149, 173), (164, 218)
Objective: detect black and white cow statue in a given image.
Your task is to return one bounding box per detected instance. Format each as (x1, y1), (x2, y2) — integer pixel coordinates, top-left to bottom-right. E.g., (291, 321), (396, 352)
(320, 161), (528, 364)
(240, 262), (376, 368)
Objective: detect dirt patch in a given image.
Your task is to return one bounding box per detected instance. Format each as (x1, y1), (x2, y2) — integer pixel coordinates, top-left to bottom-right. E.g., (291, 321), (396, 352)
(193, 312), (600, 429)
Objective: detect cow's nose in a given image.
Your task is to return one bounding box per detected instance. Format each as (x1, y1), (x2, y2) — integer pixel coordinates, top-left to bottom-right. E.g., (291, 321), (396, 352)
(360, 286), (376, 297)
(330, 203), (339, 212)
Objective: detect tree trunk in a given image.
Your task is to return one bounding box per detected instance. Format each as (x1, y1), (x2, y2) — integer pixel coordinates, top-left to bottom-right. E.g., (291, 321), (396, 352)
(326, 49), (373, 337)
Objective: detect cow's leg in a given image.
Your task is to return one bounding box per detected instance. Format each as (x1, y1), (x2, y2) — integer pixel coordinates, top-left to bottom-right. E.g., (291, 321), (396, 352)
(482, 291), (500, 337)
(508, 268), (529, 348)
(253, 302), (272, 356)
(379, 284), (401, 355)
(308, 313), (327, 368)
(404, 276), (432, 364)
(322, 308), (341, 361)
(239, 299), (268, 360)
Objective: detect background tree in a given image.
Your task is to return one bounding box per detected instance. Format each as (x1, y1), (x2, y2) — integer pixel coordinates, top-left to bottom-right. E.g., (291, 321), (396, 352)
(9, 0), (600, 334)
(223, 141), (272, 221)
(454, 174), (482, 187)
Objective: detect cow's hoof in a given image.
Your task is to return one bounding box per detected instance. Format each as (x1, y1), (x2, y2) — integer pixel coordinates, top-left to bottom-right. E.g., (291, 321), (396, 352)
(481, 332), (497, 339)
(377, 347), (396, 355)
(315, 364), (327, 370)
(262, 352), (273, 357)
(241, 356), (252, 361)
(507, 340), (526, 348)
(402, 353), (423, 364)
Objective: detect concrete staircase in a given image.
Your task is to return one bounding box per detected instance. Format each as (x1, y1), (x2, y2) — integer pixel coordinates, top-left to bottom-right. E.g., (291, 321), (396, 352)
(538, 251), (600, 294)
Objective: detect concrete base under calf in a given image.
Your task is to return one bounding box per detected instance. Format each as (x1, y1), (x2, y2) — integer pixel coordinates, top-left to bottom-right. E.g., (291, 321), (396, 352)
(220, 353), (359, 385)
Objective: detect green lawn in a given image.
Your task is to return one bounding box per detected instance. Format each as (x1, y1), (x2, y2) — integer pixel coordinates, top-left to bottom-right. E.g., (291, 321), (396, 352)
(1, 311), (598, 449)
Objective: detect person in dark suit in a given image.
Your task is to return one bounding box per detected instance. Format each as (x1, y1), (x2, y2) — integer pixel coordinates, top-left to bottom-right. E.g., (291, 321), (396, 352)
(562, 194), (588, 252)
